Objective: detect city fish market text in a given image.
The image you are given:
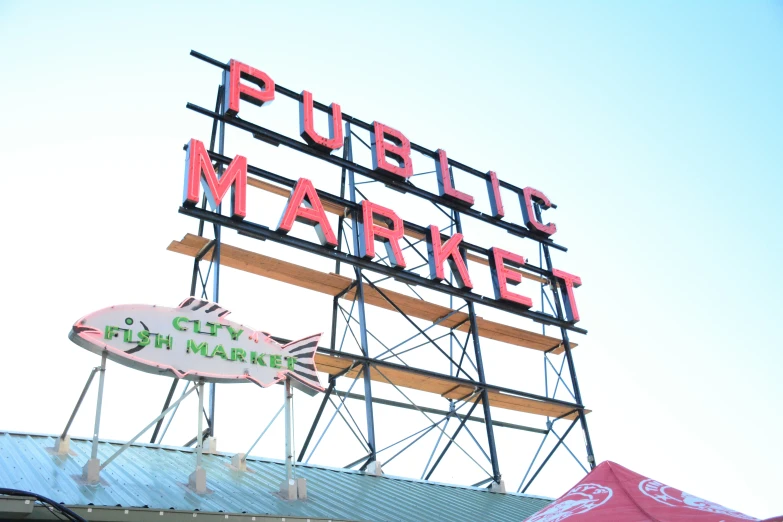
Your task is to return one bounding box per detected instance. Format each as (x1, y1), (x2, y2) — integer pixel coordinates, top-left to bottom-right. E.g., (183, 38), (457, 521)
(69, 299), (323, 390)
(103, 317), (298, 371)
(183, 58), (584, 324)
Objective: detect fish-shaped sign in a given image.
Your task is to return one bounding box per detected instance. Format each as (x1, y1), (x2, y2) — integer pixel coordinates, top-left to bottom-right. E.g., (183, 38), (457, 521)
(69, 297), (324, 392)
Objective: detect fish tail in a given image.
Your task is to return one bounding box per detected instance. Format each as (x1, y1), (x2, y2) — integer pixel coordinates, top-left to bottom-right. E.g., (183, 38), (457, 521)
(282, 334), (323, 392)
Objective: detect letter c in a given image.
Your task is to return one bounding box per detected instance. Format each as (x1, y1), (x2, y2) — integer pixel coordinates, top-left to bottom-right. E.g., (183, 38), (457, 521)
(173, 316), (189, 331)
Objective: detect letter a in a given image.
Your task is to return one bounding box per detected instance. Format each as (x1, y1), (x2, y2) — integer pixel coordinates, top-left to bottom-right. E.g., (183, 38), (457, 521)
(277, 178), (338, 247)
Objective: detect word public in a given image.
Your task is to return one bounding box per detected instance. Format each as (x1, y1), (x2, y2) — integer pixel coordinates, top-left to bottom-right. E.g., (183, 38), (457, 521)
(183, 59), (583, 322)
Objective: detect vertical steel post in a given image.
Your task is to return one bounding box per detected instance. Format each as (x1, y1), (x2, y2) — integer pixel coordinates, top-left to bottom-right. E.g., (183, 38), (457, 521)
(328, 141), (352, 353)
(344, 123), (377, 465)
(209, 225), (220, 436)
(90, 351), (108, 460)
(535, 205), (596, 469)
(207, 73), (230, 438)
(334, 143), (349, 274)
(452, 204), (502, 484)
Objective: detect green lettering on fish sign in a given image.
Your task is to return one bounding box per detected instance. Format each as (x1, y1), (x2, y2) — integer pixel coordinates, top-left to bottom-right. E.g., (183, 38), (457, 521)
(105, 326), (119, 339)
(286, 357), (297, 371)
(123, 329), (133, 343)
(205, 322), (220, 336)
(230, 348), (246, 362)
(226, 326), (244, 341)
(155, 334), (173, 349)
(186, 339), (208, 355)
(269, 355), (282, 369)
(251, 352), (266, 366)
(211, 345), (227, 359)
(190, 321), (220, 336)
(137, 330), (150, 347)
(172, 317), (189, 331)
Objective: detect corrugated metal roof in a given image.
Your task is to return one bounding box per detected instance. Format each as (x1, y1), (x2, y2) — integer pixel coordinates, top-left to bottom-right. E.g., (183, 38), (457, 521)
(0, 431), (550, 522)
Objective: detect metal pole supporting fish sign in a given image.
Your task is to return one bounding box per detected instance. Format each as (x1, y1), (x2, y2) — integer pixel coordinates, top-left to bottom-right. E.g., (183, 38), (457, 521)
(62, 369), (98, 440)
(82, 351), (107, 484)
(189, 379), (207, 494)
(91, 351), (107, 460)
(279, 377), (303, 500)
(285, 378), (293, 485)
(197, 380), (204, 468)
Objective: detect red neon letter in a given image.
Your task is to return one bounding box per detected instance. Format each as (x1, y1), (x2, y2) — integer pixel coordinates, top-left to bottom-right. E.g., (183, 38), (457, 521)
(183, 139), (247, 219)
(426, 226), (473, 289)
(436, 149), (474, 206)
(277, 178), (337, 247)
(299, 90), (343, 153)
(226, 59), (275, 116)
(359, 201), (406, 268)
(552, 269), (582, 323)
(521, 187), (557, 236)
(489, 247), (533, 308)
(486, 171), (504, 218)
(371, 122), (413, 179)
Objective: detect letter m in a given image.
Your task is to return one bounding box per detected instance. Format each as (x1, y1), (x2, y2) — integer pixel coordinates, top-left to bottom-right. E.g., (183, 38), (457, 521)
(186, 339), (209, 356)
(183, 138), (248, 219)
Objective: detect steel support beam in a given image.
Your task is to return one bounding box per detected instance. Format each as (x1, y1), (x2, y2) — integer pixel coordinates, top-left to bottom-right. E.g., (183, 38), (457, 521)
(521, 418), (579, 493)
(423, 397), (482, 481)
(453, 207), (501, 484)
(265, 341), (585, 414)
(344, 124), (377, 465)
(90, 352), (108, 461)
(150, 378), (178, 443)
(333, 390), (547, 434)
(536, 204), (595, 469)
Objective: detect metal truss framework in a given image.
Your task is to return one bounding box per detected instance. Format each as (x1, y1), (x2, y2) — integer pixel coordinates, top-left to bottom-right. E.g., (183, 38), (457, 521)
(154, 50), (596, 494)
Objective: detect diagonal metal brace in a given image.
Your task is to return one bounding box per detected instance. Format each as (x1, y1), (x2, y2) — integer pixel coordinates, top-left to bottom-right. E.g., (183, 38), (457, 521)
(101, 384), (198, 471)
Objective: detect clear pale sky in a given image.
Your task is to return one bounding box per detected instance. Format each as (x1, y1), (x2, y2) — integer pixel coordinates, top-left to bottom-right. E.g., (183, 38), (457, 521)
(1, 1), (781, 519)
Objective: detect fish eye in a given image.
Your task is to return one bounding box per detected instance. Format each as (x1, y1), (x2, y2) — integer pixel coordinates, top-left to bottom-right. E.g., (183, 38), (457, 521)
(125, 318), (133, 325)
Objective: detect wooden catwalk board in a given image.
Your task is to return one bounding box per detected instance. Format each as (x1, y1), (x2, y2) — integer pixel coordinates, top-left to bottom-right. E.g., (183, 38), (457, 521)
(314, 352), (586, 420)
(168, 233), (572, 354)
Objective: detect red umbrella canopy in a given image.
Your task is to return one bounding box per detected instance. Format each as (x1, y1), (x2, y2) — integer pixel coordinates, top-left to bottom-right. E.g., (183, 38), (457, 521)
(523, 461), (773, 522)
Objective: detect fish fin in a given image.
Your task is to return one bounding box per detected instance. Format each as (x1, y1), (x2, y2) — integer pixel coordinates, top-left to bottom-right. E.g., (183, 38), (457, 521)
(178, 297), (231, 317)
(283, 334), (324, 392)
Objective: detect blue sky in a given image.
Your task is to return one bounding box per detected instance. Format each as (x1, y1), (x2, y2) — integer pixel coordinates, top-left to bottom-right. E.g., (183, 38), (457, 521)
(1, 1), (781, 518)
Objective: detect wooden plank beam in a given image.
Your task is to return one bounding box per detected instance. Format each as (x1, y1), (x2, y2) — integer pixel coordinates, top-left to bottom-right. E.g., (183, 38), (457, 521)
(246, 177), (548, 285)
(314, 353), (586, 420)
(168, 233), (571, 354)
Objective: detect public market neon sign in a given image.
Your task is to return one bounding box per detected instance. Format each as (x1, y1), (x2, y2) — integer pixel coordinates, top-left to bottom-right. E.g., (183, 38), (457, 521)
(183, 58), (583, 323)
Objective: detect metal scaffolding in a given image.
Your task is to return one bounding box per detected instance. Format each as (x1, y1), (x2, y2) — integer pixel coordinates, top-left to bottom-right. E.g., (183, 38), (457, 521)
(159, 50), (596, 494)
